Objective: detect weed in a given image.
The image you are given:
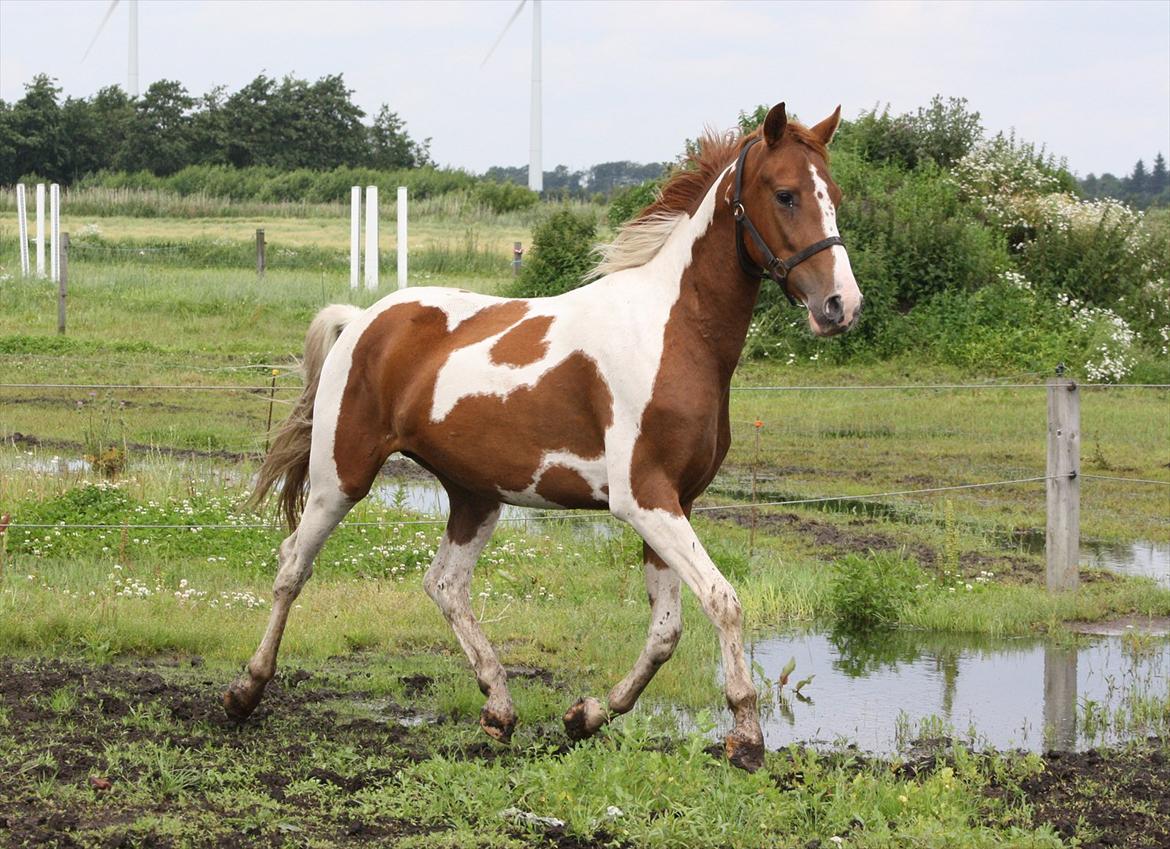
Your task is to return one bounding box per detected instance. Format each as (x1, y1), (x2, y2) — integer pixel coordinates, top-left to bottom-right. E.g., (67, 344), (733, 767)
(829, 551), (928, 631)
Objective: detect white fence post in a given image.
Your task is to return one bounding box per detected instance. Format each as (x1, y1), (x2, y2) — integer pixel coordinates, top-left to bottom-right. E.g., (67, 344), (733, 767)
(1046, 377), (1080, 592)
(397, 186), (407, 289)
(350, 186), (361, 291)
(50, 184), (60, 283)
(35, 183), (46, 277)
(16, 185), (29, 277)
(364, 186), (379, 291)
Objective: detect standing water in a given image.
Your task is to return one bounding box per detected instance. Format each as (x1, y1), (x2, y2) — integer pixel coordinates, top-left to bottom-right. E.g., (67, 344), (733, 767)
(675, 629), (1170, 754)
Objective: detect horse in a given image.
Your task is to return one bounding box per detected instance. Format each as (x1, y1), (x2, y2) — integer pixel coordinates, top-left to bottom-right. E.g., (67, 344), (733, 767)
(224, 102), (862, 772)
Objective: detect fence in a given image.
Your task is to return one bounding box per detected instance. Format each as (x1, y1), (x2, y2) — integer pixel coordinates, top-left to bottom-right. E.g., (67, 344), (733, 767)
(2, 377), (1167, 593)
(10, 182), (453, 290)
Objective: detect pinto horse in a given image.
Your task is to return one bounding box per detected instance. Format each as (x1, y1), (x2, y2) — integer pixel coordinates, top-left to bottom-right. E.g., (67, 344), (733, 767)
(225, 102), (862, 771)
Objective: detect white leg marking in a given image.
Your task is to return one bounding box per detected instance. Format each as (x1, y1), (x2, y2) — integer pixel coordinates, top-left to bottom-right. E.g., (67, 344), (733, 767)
(422, 505), (515, 737)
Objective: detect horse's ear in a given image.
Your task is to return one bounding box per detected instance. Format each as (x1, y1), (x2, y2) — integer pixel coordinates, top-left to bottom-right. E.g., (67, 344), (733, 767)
(763, 102), (788, 148)
(811, 105), (842, 145)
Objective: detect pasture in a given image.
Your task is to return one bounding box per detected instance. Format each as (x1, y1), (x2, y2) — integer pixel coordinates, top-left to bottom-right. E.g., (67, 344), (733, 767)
(2, 208), (1169, 847)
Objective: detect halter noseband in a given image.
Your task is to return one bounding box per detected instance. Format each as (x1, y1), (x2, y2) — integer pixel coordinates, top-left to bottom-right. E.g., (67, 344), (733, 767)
(732, 136), (845, 306)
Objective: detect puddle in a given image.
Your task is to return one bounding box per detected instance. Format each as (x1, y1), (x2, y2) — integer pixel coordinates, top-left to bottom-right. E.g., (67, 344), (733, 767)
(372, 479), (620, 539)
(1082, 540), (1170, 588)
(12, 455), (92, 474)
(660, 629), (1170, 754)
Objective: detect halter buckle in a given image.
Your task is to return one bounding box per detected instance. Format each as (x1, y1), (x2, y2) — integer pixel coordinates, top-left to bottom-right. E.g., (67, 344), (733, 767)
(732, 202), (746, 221)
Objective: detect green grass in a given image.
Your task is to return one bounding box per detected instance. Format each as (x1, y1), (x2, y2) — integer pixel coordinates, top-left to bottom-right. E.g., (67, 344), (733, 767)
(1, 211), (1169, 846)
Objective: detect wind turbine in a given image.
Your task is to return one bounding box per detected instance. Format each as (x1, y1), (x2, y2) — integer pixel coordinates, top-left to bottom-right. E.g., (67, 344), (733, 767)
(482, 0), (542, 193)
(82, 0), (139, 97)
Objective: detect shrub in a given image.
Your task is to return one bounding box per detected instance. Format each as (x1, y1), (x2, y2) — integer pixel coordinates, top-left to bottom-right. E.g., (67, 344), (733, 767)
(472, 180), (539, 214)
(502, 208), (598, 298)
(829, 552), (927, 631)
(607, 178), (661, 229)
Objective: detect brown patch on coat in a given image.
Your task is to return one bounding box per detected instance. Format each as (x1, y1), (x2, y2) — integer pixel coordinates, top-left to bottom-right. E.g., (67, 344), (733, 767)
(333, 298), (613, 514)
(333, 300), (529, 499)
(535, 464), (607, 509)
(490, 315), (554, 367)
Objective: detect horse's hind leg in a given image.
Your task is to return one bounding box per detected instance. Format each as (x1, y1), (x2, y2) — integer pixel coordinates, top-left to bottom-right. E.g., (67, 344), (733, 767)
(564, 544), (682, 740)
(224, 484), (353, 718)
(422, 492), (515, 741)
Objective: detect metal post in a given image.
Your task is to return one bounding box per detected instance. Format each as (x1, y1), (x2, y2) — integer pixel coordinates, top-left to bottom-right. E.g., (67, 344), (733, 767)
(35, 183), (45, 277)
(350, 186), (361, 290)
(57, 233), (68, 335)
(512, 241), (523, 275)
(396, 186), (408, 289)
(1046, 378), (1080, 591)
(256, 228), (266, 277)
(16, 185), (29, 277)
(364, 185), (379, 291)
(50, 184), (60, 283)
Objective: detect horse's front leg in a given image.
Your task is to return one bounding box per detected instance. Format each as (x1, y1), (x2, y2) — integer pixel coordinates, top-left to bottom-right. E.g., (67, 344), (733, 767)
(563, 543), (682, 740)
(621, 499), (764, 772)
(423, 495), (516, 741)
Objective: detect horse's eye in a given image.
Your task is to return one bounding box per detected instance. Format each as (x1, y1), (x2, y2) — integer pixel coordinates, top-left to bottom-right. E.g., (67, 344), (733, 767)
(775, 191), (795, 208)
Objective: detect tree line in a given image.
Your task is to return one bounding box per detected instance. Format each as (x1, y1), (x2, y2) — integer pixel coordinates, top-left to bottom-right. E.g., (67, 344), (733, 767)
(1081, 153), (1169, 210)
(0, 73), (434, 185)
(0, 73), (666, 198)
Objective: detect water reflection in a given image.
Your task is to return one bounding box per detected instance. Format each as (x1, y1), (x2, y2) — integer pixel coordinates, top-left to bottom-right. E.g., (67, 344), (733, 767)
(689, 629), (1169, 754)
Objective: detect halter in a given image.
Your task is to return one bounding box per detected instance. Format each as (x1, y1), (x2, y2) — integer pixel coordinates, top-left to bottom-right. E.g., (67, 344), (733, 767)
(732, 136), (845, 306)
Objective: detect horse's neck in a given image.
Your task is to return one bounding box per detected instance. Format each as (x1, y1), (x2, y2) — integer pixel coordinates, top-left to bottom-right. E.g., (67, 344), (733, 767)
(669, 203), (762, 388)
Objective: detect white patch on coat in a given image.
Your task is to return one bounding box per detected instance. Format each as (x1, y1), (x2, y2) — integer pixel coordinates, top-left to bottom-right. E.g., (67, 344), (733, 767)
(311, 165), (732, 512)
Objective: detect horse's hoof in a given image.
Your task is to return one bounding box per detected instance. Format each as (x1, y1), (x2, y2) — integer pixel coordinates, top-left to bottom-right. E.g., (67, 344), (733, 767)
(562, 697), (607, 740)
(480, 705), (517, 743)
(222, 680), (262, 720)
(725, 728), (765, 772)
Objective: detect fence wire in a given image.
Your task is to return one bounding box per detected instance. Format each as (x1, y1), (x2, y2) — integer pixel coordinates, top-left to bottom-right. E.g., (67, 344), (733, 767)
(2, 473), (1067, 533)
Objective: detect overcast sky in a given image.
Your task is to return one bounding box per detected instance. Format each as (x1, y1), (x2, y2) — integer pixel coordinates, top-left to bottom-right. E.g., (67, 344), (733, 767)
(1, 0), (1167, 177)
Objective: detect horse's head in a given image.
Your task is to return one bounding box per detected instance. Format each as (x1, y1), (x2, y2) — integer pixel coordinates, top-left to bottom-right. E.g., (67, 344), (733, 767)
(733, 103), (862, 337)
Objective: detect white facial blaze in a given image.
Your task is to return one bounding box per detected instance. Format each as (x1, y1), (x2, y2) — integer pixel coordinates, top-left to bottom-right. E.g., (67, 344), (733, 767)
(808, 163), (862, 321)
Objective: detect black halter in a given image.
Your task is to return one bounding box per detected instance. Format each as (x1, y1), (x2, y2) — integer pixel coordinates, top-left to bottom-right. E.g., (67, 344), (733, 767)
(732, 136), (845, 306)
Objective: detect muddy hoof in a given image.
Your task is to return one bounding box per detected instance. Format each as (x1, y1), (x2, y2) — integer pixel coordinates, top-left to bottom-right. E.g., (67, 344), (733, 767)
(222, 679), (263, 720)
(725, 728), (765, 772)
(562, 697), (607, 741)
(480, 706), (516, 743)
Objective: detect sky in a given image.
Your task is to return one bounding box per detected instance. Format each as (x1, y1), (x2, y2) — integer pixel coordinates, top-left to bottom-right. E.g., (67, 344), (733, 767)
(1, 0), (1167, 178)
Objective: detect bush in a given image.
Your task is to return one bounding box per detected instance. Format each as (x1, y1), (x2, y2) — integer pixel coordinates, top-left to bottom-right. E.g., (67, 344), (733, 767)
(829, 552), (926, 631)
(502, 208), (598, 298)
(472, 180), (539, 214)
(607, 178), (661, 229)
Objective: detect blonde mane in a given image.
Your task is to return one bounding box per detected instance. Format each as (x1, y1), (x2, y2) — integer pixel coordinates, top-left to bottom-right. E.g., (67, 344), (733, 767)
(590, 120), (827, 279)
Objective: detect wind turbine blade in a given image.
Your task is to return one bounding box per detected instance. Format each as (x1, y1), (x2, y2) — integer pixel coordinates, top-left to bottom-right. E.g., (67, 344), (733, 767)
(82, 0), (121, 62)
(481, 0), (527, 67)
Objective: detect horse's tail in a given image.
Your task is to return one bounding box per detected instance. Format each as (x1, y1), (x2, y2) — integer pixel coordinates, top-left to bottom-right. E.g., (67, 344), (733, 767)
(252, 303), (363, 530)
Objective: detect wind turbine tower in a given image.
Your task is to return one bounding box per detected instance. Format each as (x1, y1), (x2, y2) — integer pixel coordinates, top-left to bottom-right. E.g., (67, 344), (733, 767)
(484, 0), (543, 193)
(83, 0), (140, 97)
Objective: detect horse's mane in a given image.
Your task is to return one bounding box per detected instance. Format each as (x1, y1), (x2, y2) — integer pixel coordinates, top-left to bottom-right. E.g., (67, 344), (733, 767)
(590, 120), (828, 279)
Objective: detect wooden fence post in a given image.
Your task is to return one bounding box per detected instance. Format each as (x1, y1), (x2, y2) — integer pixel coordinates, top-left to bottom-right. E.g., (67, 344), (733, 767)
(57, 232), (69, 336)
(1043, 645), (1077, 750)
(1046, 377), (1080, 591)
(256, 228), (266, 277)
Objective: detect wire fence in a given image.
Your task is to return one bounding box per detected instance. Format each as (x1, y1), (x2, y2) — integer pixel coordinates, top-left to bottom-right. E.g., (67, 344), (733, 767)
(2, 380), (1166, 538)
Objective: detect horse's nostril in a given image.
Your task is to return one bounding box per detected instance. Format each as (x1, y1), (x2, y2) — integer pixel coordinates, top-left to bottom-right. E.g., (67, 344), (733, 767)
(825, 294), (844, 323)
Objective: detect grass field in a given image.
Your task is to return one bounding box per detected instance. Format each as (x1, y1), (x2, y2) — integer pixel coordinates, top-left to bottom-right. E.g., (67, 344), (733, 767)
(2, 210), (1169, 847)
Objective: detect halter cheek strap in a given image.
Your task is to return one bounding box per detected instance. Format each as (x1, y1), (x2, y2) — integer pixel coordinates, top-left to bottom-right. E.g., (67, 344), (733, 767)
(732, 136), (845, 306)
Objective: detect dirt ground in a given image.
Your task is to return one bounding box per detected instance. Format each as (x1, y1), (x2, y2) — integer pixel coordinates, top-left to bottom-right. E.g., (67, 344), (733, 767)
(2, 658), (1168, 848)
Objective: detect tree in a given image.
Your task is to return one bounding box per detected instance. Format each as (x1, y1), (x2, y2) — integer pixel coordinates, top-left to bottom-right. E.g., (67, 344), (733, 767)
(9, 75), (66, 181)
(1150, 153), (1167, 196)
(1127, 158), (1148, 197)
(123, 80), (194, 175)
(366, 104), (431, 169)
